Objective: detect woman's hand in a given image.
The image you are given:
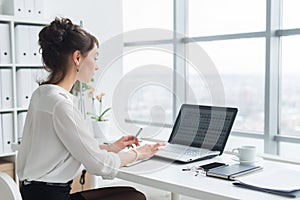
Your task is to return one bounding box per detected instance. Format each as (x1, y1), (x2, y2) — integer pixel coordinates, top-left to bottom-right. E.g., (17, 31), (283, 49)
(108, 135), (140, 153)
(134, 142), (166, 161)
(118, 142), (167, 167)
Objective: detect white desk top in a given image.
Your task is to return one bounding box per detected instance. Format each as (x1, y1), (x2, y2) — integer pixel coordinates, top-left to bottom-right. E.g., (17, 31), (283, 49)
(117, 154), (300, 200)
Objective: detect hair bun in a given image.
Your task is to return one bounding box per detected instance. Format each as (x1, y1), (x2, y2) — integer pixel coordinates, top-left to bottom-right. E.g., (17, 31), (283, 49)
(39, 18), (76, 52)
(50, 18), (75, 43)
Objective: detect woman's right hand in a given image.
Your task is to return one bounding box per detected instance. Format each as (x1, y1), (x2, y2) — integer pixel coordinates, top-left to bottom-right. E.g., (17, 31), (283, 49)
(134, 142), (166, 160)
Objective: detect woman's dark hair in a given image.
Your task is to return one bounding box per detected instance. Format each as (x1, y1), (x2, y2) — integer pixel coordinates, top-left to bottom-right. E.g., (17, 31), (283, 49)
(38, 17), (99, 85)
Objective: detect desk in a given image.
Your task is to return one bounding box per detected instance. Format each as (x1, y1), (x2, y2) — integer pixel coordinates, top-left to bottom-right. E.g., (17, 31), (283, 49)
(117, 154), (300, 200)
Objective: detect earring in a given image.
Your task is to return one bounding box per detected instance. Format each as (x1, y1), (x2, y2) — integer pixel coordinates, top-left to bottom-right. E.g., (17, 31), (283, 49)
(76, 68), (79, 72)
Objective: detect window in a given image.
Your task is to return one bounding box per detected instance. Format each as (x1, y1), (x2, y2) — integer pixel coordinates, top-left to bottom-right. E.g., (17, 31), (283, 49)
(123, 0), (173, 32)
(122, 0), (300, 158)
(189, 0), (265, 36)
(123, 46), (174, 127)
(188, 39), (265, 132)
(282, 0), (300, 29)
(281, 35), (300, 136)
(122, 0), (174, 138)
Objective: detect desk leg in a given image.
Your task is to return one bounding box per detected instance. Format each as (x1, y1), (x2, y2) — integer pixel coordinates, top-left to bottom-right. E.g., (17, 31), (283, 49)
(171, 193), (180, 200)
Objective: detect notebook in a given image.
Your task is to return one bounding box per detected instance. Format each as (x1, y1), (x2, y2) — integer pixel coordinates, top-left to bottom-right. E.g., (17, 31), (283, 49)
(155, 104), (238, 163)
(206, 164), (263, 180)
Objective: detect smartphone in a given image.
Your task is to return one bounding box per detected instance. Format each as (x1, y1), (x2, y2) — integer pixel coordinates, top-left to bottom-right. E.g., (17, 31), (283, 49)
(199, 162), (227, 172)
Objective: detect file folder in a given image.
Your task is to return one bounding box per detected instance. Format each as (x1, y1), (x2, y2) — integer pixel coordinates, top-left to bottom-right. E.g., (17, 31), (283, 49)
(0, 78), (2, 109)
(24, 0), (35, 19)
(1, 113), (14, 153)
(233, 182), (300, 198)
(17, 69), (39, 108)
(2, 0), (25, 17)
(0, 23), (12, 64)
(29, 26), (42, 64)
(0, 69), (13, 109)
(233, 167), (300, 198)
(32, 68), (49, 85)
(30, 69), (39, 93)
(0, 116), (3, 153)
(34, 0), (44, 18)
(17, 69), (31, 108)
(15, 25), (31, 64)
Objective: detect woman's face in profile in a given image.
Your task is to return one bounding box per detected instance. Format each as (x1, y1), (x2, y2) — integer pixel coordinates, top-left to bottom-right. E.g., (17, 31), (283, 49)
(77, 44), (99, 83)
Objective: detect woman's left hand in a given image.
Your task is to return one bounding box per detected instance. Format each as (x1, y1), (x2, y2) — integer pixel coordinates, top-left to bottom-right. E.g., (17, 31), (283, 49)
(109, 135), (139, 153)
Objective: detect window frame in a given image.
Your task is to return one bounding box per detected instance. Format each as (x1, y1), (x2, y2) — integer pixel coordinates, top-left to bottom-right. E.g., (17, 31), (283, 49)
(122, 0), (300, 157)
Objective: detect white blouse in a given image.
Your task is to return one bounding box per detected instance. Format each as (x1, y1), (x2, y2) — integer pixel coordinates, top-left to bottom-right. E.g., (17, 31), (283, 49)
(17, 84), (121, 183)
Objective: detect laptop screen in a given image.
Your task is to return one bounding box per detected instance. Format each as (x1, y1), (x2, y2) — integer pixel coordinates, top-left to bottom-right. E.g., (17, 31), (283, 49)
(168, 104), (238, 153)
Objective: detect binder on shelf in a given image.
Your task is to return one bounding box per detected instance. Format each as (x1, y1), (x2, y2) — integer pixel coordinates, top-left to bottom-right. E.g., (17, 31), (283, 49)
(24, 0), (34, 19)
(0, 116), (3, 153)
(206, 164), (263, 181)
(1, 113), (14, 153)
(15, 25), (31, 64)
(17, 69), (31, 108)
(2, 0), (25, 17)
(17, 69), (39, 108)
(30, 69), (39, 90)
(0, 69), (13, 109)
(29, 26), (42, 64)
(32, 68), (48, 84)
(0, 77), (2, 109)
(17, 112), (27, 143)
(0, 23), (12, 64)
(34, 0), (45, 18)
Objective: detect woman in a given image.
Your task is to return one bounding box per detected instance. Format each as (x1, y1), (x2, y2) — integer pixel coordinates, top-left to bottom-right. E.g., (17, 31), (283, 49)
(17, 17), (164, 200)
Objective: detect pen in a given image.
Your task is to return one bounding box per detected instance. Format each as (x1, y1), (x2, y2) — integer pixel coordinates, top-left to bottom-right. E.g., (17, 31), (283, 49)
(135, 127), (143, 138)
(128, 128), (143, 148)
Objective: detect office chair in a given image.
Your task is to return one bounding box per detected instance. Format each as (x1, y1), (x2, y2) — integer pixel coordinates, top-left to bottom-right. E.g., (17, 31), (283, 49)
(0, 172), (22, 200)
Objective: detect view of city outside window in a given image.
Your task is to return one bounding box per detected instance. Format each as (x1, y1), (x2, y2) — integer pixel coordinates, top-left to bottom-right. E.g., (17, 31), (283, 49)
(281, 1), (300, 136)
(123, 0), (173, 32)
(188, 0), (265, 37)
(123, 0), (174, 132)
(122, 48), (174, 129)
(189, 1), (266, 133)
(282, 0), (300, 29)
(187, 39), (265, 133)
(122, 0), (300, 140)
(281, 36), (300, 136)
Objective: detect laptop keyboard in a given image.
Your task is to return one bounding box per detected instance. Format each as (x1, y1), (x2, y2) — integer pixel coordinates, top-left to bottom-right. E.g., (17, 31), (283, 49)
(161, 144), (215, 158)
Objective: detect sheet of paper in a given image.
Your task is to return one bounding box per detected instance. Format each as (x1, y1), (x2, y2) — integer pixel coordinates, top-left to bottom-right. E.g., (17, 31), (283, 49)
(236, 167), (300, 192)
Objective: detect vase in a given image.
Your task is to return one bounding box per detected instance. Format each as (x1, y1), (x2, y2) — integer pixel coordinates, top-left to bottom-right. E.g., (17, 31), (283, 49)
(92, 121), (109, 141)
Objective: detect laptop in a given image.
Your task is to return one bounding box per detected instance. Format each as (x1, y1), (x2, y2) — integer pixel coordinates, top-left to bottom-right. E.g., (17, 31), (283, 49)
(155, 104), (238, 163)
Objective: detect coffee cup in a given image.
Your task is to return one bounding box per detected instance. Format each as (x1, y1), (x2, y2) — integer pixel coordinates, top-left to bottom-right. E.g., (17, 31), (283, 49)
(232, 146), (256, 165)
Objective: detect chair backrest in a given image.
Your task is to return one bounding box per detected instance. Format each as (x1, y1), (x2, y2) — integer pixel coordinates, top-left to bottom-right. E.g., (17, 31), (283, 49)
(0, 172), (22, 200)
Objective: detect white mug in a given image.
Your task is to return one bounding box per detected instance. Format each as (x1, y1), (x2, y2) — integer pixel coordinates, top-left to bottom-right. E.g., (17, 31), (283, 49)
(232, 146), (256, 164)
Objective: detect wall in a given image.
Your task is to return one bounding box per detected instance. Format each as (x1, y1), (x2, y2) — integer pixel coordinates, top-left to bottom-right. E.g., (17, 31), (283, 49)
(44, 0), (124, 139)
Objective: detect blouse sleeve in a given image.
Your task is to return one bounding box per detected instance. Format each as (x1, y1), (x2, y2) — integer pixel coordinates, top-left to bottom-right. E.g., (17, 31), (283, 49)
(52, 100), (120, 179)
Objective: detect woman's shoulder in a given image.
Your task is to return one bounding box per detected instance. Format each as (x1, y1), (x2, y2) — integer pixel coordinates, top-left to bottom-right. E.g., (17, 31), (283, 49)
(31, 84), (74, 109)
(37, 84), (72, 99)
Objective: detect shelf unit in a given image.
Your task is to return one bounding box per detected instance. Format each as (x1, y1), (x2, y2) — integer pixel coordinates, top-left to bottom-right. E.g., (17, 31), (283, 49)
(0, 14), (48, 182)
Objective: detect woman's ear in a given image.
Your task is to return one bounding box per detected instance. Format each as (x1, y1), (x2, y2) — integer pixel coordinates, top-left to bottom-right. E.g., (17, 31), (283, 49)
(72, 50), (82, 66)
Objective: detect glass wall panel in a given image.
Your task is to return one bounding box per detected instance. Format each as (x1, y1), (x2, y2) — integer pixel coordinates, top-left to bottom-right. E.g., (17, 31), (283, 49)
(189, 0), (266, 36)
(188, 39), (265, 133)
(123, 45), (174, 127)
(123, 0), (173, 32)
(282, 0), (300, 29)
(281, 35), (300, 136)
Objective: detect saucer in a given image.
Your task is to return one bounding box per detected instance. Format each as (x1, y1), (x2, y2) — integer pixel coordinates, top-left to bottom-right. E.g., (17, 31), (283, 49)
(231, 156), (263, 164)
